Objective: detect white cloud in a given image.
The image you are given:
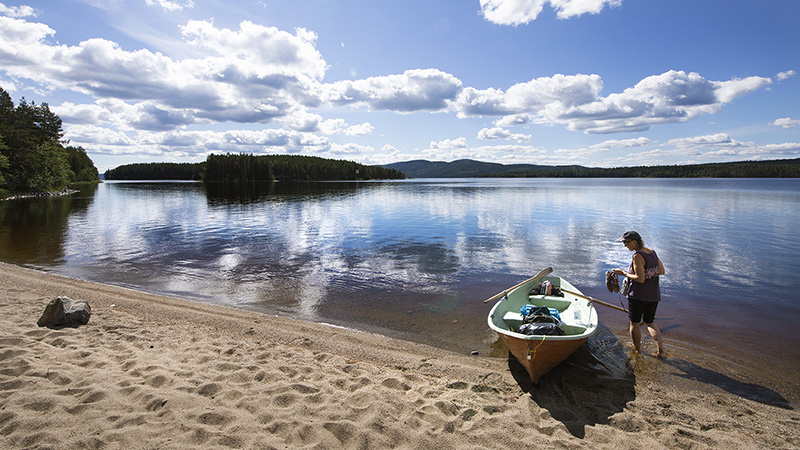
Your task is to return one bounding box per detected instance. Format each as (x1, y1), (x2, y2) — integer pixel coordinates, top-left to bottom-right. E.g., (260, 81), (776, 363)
(479, 0), (621, 25)
(323, 68), (462, 112)
(430, 137), (468, 150)
(771, 117), (800, 128)
(342, 122), (374, 136)
(480, 0), (546, 26)
(0, 17), (328, 128)
(0, 9), (783, 165)
(549, 0), (622, 19)
(145, 0), (195, 12)
(0, 3), (36, 18)
(665, 133), (800, 159)
(329, 142), (373, 155)
(456, 70), (771, 134)
(477, 127), (530, 142)
(423, 143), (547, 163)
(317, 118), (374, 136)
(667, 133), (746, 150)
(777, 70), (796, 81)
(554, 137), (650, 159)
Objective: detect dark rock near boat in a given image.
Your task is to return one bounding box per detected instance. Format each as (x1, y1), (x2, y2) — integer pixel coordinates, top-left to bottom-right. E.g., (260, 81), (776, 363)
(37, 296), (91, 327)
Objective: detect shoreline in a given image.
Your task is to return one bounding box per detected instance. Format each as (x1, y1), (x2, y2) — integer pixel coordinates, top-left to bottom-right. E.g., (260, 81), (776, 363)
(0, 261), (797, 449)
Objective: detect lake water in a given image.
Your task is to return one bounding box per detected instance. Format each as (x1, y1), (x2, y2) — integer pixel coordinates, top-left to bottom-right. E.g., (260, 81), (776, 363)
(2, 178), (799, 405)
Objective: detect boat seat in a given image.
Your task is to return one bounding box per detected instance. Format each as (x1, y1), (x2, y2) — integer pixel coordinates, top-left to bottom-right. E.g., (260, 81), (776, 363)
(502, 311), (524, 324)
(527, 295), (572, 310)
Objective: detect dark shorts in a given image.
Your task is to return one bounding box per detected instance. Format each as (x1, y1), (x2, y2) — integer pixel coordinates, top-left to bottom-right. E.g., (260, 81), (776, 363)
(628, 299), (658, 324)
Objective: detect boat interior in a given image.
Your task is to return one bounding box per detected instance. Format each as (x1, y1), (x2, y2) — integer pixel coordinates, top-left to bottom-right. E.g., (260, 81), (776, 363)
(491, 276), (595, 337)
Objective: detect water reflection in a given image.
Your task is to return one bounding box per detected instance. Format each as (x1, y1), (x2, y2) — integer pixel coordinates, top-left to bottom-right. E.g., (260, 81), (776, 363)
(1, 179), (799, 404)
(0, 183), (97, 266)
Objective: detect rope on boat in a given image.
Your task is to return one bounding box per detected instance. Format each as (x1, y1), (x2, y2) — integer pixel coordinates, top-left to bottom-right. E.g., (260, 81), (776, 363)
(527, 335), (547, 361)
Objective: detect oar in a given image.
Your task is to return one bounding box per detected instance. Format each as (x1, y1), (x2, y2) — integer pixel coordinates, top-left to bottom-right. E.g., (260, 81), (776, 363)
(484, 267), (553, 304)
(561, 288), (629, 313)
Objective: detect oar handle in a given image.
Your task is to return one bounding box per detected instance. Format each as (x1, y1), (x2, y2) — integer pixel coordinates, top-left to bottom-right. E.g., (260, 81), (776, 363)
(483, 267), (553, 303)
(561, 288), (629, 313)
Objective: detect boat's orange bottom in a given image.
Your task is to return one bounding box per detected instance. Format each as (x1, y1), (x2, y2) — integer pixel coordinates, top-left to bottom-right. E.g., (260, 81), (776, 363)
(499, 333), (588, 383)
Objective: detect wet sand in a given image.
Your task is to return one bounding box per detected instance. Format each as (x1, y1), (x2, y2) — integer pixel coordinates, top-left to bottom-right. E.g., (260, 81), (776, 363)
(0, 262), (797, 449)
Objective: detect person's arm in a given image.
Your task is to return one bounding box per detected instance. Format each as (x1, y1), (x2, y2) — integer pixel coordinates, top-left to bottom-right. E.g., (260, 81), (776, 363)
(657, 257), (665, 275)
(629, 253), (647, 283)
(614, 253), (647, 283)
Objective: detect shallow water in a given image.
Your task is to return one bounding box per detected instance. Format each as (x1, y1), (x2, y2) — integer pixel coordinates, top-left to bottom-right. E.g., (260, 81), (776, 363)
(1, 178), (798, 406)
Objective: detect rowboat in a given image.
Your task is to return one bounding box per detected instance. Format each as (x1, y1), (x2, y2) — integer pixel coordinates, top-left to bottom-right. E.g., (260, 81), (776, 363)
(487, 270), (598, 383)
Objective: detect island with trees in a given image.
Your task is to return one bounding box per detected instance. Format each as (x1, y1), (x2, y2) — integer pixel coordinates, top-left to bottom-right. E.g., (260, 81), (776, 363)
(104, 154), (406, 182)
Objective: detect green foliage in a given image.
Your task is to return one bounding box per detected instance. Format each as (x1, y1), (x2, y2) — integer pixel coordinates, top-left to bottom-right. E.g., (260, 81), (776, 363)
(103, 162), (204, 180)
(0, 138), (9, 191)
(0, 86), (100, 195)
(203, 153), (405, 182)
(12, 141), (72, 192)
(204, 153), (272, 182)
(104, 154), (406, 182)
(65, 146), (100, 182)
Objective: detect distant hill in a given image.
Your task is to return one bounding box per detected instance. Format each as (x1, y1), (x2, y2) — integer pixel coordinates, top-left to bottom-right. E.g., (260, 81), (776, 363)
(382, 158), (800, 178)
(382, 159), (585, 178)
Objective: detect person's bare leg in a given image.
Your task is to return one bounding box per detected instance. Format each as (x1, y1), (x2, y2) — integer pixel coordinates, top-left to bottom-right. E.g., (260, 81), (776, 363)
(645, 322), (665, 357)
(629, 321), (642, 352)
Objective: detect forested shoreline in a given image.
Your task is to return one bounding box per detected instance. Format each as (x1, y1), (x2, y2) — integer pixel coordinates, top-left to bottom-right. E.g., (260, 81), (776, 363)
(0, 87), (100, 199)
(479, 159), (800, 178)
(104, 154), (406, 181)
(385, 157), (800, 179)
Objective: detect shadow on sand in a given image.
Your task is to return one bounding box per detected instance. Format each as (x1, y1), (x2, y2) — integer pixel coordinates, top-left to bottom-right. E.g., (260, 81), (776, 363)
(664, 358), (793, 410)
(507, 325), (636, 438)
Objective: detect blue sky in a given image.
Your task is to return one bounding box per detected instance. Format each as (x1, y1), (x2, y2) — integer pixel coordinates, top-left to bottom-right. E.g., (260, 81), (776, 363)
(1, 0), (798, 172)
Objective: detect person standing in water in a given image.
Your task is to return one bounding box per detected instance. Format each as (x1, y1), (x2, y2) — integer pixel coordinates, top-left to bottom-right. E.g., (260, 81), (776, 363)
(613, 231), (666, 358)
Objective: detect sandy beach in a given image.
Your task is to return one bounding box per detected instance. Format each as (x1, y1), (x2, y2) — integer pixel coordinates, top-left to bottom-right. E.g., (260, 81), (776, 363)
(0, 261), (797, 449)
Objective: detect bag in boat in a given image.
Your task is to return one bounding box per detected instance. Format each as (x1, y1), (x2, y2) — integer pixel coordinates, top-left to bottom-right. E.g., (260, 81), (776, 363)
(520, 304), (561, 321)
(530, 281), (562, 296)
(519, 305), (564, 335)
(518, 322), (565, 336)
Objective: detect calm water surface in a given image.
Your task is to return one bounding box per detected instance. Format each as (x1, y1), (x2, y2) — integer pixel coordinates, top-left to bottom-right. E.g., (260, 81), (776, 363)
(2, 178), (799, 405)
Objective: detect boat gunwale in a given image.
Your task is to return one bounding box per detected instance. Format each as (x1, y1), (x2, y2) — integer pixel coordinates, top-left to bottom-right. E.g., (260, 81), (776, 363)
(487, 275), (598, 342)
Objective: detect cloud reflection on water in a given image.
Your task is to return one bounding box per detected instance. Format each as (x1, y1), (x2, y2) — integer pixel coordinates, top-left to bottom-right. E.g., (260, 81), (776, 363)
(3, 179), (799, 350)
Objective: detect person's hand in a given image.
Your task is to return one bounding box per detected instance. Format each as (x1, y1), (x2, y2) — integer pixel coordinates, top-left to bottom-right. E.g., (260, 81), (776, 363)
(612, 268), (624, 276)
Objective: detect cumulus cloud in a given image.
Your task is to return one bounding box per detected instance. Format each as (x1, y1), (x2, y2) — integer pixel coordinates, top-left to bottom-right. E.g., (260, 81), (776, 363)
(0, 10), (781, 163)
(145, 0), (195, 12)
(322, 68), (462, 112)
(477, 127), (530, 142)
(479, 0), (621, 25)
(777, 70), (796, 81)
(430, 137), (468, 150)
(0, 3), (36, 18)
(771, 117), (800, 128)
(456, 70), (772, 134)
(665, 133), (800, 159)
(422, 143), (546, 163)
(554, 137), (651, 159)
(317, 118), (374, 136)
(0, 16), (327, 128)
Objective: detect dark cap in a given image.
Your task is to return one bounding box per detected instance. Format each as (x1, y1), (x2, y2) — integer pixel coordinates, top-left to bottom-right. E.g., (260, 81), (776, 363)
(617, 231), (641, 242)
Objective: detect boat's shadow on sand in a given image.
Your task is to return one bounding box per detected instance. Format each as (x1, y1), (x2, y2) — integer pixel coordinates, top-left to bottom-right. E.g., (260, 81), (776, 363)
(507, 324), (635, 438)
(507, 324), (794, 438)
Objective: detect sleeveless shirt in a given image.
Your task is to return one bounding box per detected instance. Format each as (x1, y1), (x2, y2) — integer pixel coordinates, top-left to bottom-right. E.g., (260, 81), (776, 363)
(627, 250), (661, 303)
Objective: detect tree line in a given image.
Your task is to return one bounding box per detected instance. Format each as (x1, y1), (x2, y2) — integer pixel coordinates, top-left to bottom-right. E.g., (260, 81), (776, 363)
(0, 86), (100, 197)
(103, 162), (204, 181)
(479, 159), (800, 178)
(105, 153), (406, 181)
